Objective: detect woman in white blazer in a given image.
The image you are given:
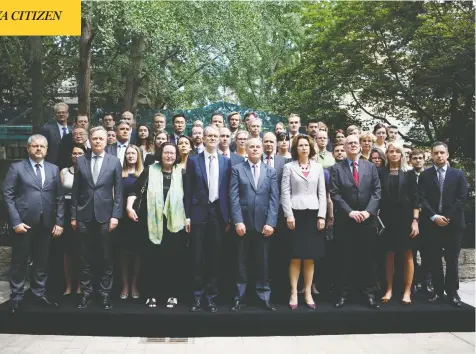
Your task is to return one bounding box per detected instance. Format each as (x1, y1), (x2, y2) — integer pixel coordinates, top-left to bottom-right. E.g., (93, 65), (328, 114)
(281, 134), (327, 310)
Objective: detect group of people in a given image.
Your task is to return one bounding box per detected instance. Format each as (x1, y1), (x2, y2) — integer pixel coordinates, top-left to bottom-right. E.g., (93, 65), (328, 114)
(3, 102), (468, 315)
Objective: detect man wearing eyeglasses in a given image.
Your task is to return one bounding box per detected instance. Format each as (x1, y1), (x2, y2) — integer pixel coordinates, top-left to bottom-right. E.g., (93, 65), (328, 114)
(316, 131), (335, 168)
(41, 102), (70, 166)
(58, 115), (91, 169)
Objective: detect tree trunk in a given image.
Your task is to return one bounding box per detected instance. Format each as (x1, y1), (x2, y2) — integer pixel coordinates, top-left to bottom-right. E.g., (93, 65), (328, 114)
(30, 37), (43, 134)
(123, 35), (145, 113)
(78, 12), (93, 117)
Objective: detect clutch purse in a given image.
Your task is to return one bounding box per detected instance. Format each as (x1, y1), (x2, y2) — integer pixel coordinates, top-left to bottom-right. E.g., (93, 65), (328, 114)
(132, 175), (149, 214)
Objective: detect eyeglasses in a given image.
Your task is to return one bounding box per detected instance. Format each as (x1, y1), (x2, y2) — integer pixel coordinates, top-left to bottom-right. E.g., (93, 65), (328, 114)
(237, 138), (248, 141)
(412, 156), (424, 160)
(346, 141), (359, 145)
(163, 151), (176, 156)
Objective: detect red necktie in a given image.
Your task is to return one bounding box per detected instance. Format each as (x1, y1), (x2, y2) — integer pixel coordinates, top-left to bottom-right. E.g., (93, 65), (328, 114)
(352, 161), (359, 186)
(223, 152), (228, 157)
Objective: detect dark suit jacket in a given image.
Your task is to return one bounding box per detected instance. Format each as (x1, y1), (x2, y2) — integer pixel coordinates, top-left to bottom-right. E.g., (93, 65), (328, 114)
(378, 168), (419, 226)
(185, 152), (231, 224)
(230, 140), (237, 153)
(230, 152), (245, 167)
(41, 121), (67, 165)
(262, 154), (291, 192)
(230, 162), (279, 232)
(330, 159), (381, 225)
(57, 133), (91, 170)
(3, 160), (64, 229)
(419, 166), (468, 230)
(71, 153), (123, 223)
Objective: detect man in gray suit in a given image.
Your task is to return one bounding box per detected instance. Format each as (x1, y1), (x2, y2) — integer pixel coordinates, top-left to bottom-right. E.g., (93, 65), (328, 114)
(3, 134), (64, 314)
(41, 102), (70, 165)
(229, 138), (279, 312)
(330, 134), (381, 310)
(71, 126), (123, 310)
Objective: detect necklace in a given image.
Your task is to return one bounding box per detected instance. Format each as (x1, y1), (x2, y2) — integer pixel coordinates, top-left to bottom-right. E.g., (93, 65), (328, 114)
(298, 160), (310, 171)
(163, 170), (172, 179)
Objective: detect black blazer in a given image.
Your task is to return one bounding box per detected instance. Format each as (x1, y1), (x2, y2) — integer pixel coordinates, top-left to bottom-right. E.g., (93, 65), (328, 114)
(261, 154), (291, 194)
(41, 121), (66, 165)
(419, 166), (468, 230)
(330, 159), (381, 225)
(57, 133), (91, 170)
(71, 153), (123, 223)
(378, 168), (419, 225)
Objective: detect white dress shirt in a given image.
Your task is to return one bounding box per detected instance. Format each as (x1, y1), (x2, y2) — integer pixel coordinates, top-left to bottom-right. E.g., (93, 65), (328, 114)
(29, 158), (45, 186)
(218, 149), (231, 158)
(57, 122), (69, 139)
(263, 153), (274, 168)
(194, 143), (204, 154)
(91, 152), (105, 177)
(116, 140), (129, 166)
(204, 150), (219, 201)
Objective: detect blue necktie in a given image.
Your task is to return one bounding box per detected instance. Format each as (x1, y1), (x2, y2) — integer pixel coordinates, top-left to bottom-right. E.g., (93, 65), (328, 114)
(35, 163), (42, 186)
(62, 127), (67, 138)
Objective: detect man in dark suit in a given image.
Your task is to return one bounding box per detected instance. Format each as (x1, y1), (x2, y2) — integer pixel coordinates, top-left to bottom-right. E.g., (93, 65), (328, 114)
(191, 126), (205, 154)
(170, 114), (187, 144)
(41, 102), (70, 165)
(185, 125), (232, 313)
(218, 127), (245, 166)
(230, 138), (279, 312)
(58, 114), (91, 169)
(262, 132), (290, 190)
(3, 134), (64, 314)
(419, 142), (468, 307)
(105, 120), (131, 165)
(330, 134), (381, 310)
(71, 126), (123, 310)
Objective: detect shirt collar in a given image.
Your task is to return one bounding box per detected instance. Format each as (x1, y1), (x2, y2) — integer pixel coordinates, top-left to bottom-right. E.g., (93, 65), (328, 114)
(248, 160), (261, 168)
(263, 153), (274, 160)
(204, 149), (218, 159)
(218, 149), (230, 156)
(346, 157), (359, 166)
(117, 140), (129, 148)
(435, 164), (448, 172)
(29, 158), (44, 167)
(92, 151), (105, 158)
(57, 122), (68, 131)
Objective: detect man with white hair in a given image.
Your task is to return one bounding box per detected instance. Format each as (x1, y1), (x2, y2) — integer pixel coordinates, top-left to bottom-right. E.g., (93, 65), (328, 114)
(42, 102), (70, 165)
(185, 125), (232, 313)
(3, 134), (64, 314)
(249, 118), (263, 140)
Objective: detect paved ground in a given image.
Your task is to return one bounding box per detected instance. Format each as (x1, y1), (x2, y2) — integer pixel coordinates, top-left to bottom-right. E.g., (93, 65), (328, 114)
(0, 281), (473, 354)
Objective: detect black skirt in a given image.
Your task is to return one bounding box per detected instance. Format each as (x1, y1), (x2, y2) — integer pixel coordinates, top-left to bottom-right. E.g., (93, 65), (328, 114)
(288, 209), (325, 260)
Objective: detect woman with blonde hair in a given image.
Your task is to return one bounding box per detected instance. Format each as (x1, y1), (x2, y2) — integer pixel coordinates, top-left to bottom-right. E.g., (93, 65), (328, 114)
(234, 130), (249, 159)
(119, 145), (144, 300)
(378, 141), (419, 305)
(359, 131), (376, 160)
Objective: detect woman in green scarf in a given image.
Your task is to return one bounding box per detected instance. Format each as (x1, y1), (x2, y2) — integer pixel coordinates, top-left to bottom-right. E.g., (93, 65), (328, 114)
(126, 142), (187, 309)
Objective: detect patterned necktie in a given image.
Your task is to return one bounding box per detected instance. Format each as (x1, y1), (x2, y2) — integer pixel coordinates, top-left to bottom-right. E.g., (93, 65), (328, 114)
(252, 164), (258, 188)
(266, 155), (271, 165)
(93, 155), (100, 184)
(352, 161), (359, 186)
(35, 163), (42, 186)
(208, 155), (218, 202)
(62, 127), (67, 139)
(438, 167), (445, 213)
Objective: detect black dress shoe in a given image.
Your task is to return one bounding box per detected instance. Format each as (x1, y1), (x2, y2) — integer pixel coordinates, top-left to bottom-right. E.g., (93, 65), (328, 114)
(35, 295), (59, 307)
(428, 293), (444, 303)
(207, 300), (218, 313)
(334, 296), (346, 308)
(230, 299), (245, 312)
(367, 296), (380, 310)
(190, 300), (202, 312)
(263, 301), (276, 312)
(10, 300), (21, 315)
(101, 295), (112, 310)
(448, 294), (462, 308)
(77, 295), (92, 309)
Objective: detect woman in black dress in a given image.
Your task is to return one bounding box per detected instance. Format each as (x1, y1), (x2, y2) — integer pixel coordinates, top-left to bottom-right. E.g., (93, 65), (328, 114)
(378, 141), (419, 305)
(119, 145), (144, 300)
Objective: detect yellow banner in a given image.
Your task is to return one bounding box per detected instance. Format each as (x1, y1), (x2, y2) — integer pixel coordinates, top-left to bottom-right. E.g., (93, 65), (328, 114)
(0, 0), (81, 36)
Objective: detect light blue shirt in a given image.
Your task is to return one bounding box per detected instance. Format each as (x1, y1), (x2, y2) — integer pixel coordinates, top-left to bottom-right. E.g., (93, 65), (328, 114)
(29, 158), (45, 186)
(346, 158), (359, 173)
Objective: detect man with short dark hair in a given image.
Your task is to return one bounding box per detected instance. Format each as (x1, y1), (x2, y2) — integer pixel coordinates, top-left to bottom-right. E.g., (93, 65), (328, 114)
(58, 115), (91, 169)
(4, 134), (64, 314)
(227, 112), (241, 142)
(191, 126), (205, 154)
(103, 114), (115, 130)
(419, 142), (468, 307)
(243, 111), (257, 132)
(287, 114), (301, 141)
(105, 120), (132, 165)
(41, 102), (70, 165)
(218, 127), (245, 166)
(171, 114), (186, 144)
(387, 125), (399, 143)
(333, 143), (346, 162)
(210, 113), (225, 128)
(153, 113), (167, 133)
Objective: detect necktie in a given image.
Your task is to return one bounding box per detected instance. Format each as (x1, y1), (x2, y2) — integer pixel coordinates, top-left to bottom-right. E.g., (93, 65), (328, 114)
(266, 155), (271, 165)
(223, 151), (228, 157)
(352, 161), (359, 186)
(438, 168), (445, 213)
(252, 164), (258, 188)
(208, 155), (218, 202)
(93, 155), (101, 184)
(62, 127), (67, 139)
(35, 163), (42, 186)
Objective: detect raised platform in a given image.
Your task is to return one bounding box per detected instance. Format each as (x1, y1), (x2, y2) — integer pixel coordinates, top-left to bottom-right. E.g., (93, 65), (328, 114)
(0, 293), (474, 337)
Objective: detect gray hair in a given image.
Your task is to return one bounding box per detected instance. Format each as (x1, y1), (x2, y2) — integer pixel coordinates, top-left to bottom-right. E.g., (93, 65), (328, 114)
(53, 102), (69, 113)
(115, 120), (132, 129)
(235, 130), (250, 139)
(219, 127), (231, 135)
(204, 125), (220, 137)
(27, 134), (48, 146)
(90, 126), (107, 138)
(246, 138), (262, 149)
(263, 131), (276, 142)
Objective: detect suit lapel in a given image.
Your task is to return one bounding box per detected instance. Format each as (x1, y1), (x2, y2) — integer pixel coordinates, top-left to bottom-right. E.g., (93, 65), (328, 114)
(23, 160), (41, 189)
(342, 161), (356, 186)
(96, 154), (110, 185)
(84, 156), (94, 186)
(256, 163), (267, 190)
(198, 153), (208, 189)
(291, 161), (307, 181)
(218, 154), (226, 189)
(52, 123), (62, 143)
(442, 167), (453, 196)
(358, 161), (367, 186)
(244, 162), (257, 192)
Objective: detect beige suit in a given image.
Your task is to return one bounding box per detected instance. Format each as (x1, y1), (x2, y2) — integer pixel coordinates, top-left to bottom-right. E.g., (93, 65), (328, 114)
(281, 160), (327, 219)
